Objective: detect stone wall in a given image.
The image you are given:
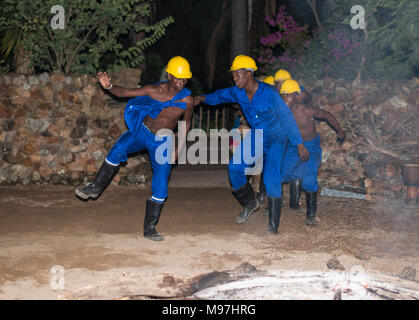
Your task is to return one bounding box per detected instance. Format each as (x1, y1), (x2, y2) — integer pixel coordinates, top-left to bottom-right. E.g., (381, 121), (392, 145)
(0, 71), (149, 187)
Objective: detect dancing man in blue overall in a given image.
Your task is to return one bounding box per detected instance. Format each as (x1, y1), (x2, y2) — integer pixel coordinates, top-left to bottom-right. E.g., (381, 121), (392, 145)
(75, 56), (194, 241)
(279, 79), (345, 226)
(194, 55), (310, 235)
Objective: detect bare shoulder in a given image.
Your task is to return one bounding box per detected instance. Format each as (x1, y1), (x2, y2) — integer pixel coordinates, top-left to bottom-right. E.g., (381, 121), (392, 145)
(151, 82), (168, 93)
(183, 95), (193, 103)
(176, 94), (193, 103)
(304, 104), (320, 116)
(183, 95), (194, 109)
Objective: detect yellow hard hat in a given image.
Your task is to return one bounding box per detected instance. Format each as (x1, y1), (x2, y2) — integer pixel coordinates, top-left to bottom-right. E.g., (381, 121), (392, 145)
(280, 79), (301, 94)
(263, 76), (274, 85)
(166, 56), (192, 79)
(229, 55), (258, 72)
(274, 69), (292, 81)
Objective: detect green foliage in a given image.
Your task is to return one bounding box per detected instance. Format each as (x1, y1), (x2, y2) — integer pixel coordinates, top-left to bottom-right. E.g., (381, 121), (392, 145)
(0, 58), (12, 73)
(0, 0), (173, 74)
(0, 28), (22, 59)
(339, 0), (418, 79)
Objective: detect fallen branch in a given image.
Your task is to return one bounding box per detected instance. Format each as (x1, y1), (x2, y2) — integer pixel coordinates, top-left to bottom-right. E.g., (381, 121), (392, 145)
(364, 136), (407, 160)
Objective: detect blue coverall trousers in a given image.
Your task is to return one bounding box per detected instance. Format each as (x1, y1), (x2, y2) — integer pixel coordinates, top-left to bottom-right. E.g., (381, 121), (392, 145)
(105, 123), (173, 203)
(229, 129), (287, 198)
(281, 134), (322, 192)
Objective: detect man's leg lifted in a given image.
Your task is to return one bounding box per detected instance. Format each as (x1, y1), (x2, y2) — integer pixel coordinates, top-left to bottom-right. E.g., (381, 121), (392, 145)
(232, 182), (260, 224)
(75, 160), (119, 200)
(76, 131), (143, 200)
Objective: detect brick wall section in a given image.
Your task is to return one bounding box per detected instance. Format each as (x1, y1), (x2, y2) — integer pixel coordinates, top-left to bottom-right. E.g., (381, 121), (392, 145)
(0, 72), (149, 187)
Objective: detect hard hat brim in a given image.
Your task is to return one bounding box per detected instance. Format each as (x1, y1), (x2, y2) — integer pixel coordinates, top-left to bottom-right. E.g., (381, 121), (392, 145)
(166, 70), (192, 79)
(229, 67), (257, 72)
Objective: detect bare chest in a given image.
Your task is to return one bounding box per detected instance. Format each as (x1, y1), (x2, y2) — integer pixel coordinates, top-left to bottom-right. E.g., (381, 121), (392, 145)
(292, 107), (313, 128)
(149, 107), (184, 129)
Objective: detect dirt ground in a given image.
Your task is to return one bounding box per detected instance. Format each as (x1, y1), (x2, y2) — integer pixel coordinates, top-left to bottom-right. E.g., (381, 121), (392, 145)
(0, 180), (418, 299)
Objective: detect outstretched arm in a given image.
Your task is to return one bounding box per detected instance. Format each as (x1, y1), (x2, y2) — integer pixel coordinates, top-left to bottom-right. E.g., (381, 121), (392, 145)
(193, 87), (237, 107)
(173, 96), (194, 163)
(96, 72), (153, 98)
(312, 108), (346, 140)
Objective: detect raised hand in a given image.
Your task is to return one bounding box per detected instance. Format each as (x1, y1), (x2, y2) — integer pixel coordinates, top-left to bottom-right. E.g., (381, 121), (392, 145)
(337, 130), (346, 144)
(96, 72), (112, 89)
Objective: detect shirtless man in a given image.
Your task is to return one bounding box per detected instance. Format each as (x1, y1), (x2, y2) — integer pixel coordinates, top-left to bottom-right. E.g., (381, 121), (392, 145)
(75, 56), (194, 241)
(279, 79), (345, 226)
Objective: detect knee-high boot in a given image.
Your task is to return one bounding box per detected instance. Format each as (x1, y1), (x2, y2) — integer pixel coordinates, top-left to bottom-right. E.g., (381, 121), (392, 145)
(264, 197), (282, 235)
(289, 178), (303, 210)
(144, 198), (164, 241)
(75, 161), (119, 200)
(306, 191), (317, 226)
(232, 182), (260, 224)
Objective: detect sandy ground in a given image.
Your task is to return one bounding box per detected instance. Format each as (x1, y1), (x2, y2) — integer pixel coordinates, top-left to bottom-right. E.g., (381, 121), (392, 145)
(0, 175), (418, 299)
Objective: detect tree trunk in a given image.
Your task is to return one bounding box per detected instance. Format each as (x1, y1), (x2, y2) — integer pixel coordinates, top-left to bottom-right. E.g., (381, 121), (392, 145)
(264, 0), (276, 18)
(206, 0), (229, 90)
(306, 0), (323, 31)
(231, 0), (248, 59)
(248, 0), (271, 55)
(15, 46), (33, 74)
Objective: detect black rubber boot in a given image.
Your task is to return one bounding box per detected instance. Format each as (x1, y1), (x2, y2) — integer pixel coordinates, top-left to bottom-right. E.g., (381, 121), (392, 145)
(232, 182), (260, 224)
(289, 178), (303, 211)
(256, 179), (266, 205)
(75, 161), (118, 200)
(306, 191), (318, 227)
(264, 197), (282, 235)
(262, 188), (284, 216)
(144, 198), (164, 241)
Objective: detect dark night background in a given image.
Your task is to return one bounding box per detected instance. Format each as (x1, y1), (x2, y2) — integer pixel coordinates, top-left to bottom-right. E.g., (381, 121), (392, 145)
(2, 0), (417, 89)
(142, 0), (320, 91)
